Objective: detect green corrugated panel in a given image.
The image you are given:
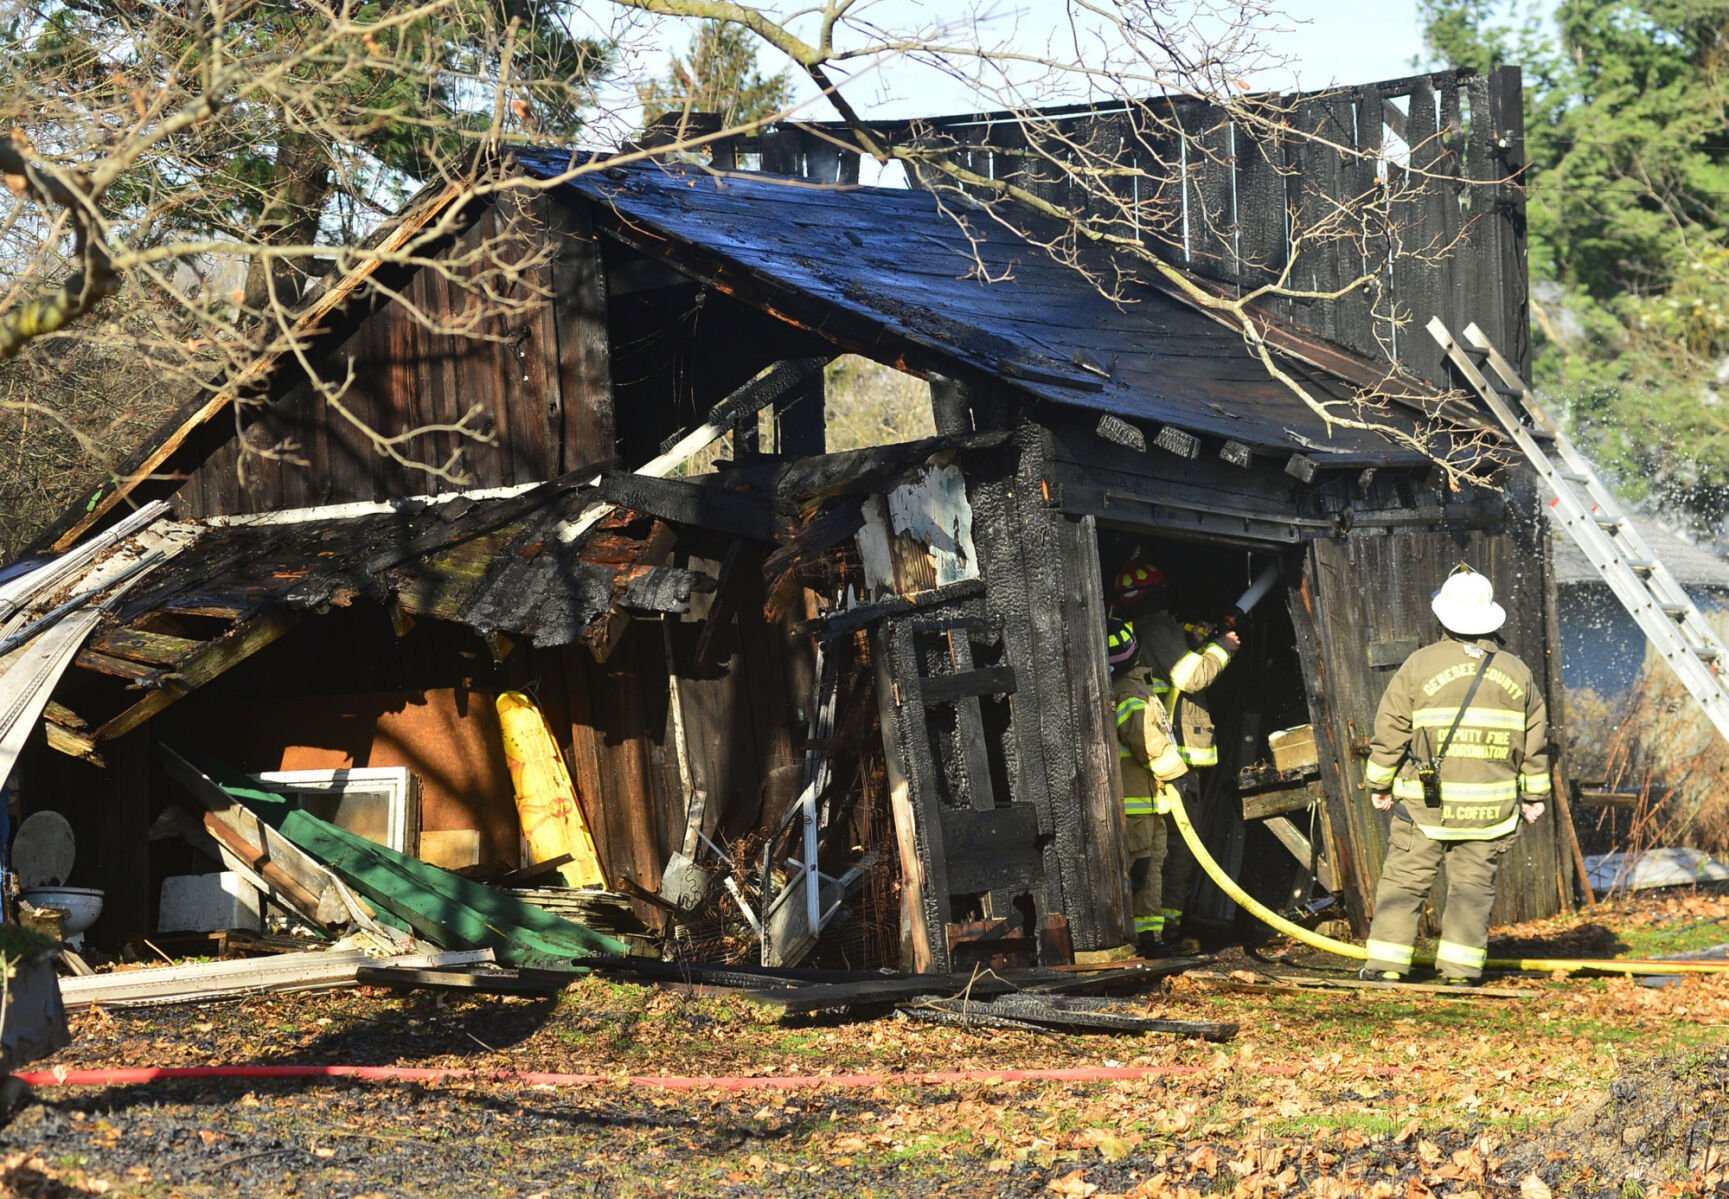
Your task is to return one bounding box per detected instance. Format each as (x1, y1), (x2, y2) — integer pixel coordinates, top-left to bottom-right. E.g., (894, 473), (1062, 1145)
(276, 809), (629, 969)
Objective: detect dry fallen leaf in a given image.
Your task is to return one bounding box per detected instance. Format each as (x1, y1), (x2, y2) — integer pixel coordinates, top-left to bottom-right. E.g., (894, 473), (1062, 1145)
(1048, 1168), (1099, 1197)
(1520, 1174), (1554, 1199)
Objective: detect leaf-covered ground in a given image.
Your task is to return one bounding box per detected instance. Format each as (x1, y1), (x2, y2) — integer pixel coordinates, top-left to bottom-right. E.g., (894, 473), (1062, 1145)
(6, 891), (1729, 1198)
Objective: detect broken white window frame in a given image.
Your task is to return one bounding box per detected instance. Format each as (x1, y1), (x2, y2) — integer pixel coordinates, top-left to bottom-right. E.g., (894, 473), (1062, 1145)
(252, 767), (421, 858)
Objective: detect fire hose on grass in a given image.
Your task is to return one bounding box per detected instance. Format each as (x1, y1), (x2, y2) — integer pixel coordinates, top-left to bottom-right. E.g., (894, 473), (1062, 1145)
(1180, 559), (1729, 978)
(1165, 787), (1729, 978)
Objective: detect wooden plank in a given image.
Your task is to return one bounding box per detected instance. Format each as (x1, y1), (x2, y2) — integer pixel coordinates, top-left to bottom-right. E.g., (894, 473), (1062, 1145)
(1241, 783), (1316, 821)
(158, 745), (352, 931)
(918, 665), (1017, 705)
(1262, 815), (1337, 892)
(1186, 970), (1534, 1000)
(72, 650), (162, 684)
(354, 966), (568, 995)
(94, 609), (304, 742)
(547, 197), (618, 474)
(874, 624), (946, 972)
(84, 627), (204, 666)
(940, 805), (1043, 894)
(944, 631), (998, 812)
(43, 722), (100, 764)
(59, 948), (495, 1010)
(1486, 65), (1531, 378)
(596, 473), (778, 541)
(1287, 547), (1368, 931)
(1394, 80), (1445, 386)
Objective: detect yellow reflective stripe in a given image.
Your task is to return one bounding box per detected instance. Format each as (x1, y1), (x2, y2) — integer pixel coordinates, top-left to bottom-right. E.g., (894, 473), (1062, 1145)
(1169, 651), (1208, 692)
(1160, 908), (1182, 921)
(1116, 698), (1148, 725)
(1364, 761), (1398, 787)
(1150, 746), (1187, 777)
(1411, 706), (1527, 731)
(1391, 778), (1426, 799)
(1204, 643), (1233, 667)
(1178, 745), (1218, 766)
(1366, 939), (1414, 967)
(1435, 940), (1487, 970)
(1420, 812), (1520, 840)
(1119, 747), (1132, 758)
(1520, 772), (1552, 794)
(1134, 915), (1164, 933)
(1123, 798), (1159, 815)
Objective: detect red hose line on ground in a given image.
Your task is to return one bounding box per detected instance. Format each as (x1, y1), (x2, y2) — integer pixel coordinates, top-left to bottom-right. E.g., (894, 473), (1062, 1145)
(16, 1062), (1419, 1092)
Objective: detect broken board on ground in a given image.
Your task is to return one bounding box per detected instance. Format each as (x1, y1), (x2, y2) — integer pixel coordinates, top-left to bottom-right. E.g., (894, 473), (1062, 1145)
(582, 954), (1207, 1015)
(899, 992), (1237, 1040)
(1187, 970), (1536, 1000)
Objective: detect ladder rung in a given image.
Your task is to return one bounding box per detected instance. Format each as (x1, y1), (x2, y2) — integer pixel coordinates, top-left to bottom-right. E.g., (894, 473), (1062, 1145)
(1661, 603), (1689, 618)
(1626, 560), (1655, 576)
(1491, 379), (1524, 398)
(1697, 646), (1722, 661)
(1460, 346), (1490, 364)
(1557, 469), (1591, 485)
(1593, 513), (1624, 531)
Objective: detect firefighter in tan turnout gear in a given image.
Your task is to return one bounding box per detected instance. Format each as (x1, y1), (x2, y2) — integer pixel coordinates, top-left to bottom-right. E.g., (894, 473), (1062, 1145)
(1111, 557), (1238, 947)
(1360, 567), (1551, 984)
(1109, 617), (1188, 954)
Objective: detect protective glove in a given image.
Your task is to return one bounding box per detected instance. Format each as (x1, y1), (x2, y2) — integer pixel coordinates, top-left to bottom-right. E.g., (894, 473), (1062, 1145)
(1371, 791), (1394, 812)
(1521, 801), (1545, 825)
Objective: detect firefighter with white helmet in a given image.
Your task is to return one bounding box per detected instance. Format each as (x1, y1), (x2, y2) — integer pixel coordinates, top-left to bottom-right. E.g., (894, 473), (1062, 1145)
(1360, 565), (1552, 984)
(1108, 616), (1188, 953)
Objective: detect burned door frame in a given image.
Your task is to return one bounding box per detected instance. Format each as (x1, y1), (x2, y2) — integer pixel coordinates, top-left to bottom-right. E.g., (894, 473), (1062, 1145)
(868, 432), (1128, 971)
(1296, 481), (1572, 932)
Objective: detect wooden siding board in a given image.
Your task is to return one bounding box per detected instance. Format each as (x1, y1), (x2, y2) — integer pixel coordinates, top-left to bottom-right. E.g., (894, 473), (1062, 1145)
(546, 198), (617, 474)
(1394, 80), (1445, 385)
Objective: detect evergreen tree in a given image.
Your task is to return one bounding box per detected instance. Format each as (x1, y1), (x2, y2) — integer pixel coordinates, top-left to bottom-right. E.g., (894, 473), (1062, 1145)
(637, 20), (794, 132)
(1422, 0), (1729, 531)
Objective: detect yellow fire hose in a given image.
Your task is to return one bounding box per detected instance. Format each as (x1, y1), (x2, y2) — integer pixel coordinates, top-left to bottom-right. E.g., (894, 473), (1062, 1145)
(1165, 789), (1729, 978)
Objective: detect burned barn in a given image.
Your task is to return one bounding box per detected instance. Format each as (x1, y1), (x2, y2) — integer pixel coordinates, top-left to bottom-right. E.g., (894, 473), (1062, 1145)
(3, 66), (1574, 974)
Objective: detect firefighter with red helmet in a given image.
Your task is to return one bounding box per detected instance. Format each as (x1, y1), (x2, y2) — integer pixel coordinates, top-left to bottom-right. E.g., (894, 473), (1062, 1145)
(1109, 616), (1187, 952)
(1111, 555), (1239, 948)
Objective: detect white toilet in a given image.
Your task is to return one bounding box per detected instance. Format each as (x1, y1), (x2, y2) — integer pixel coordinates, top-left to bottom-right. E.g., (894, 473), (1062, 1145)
(12, 811), (104, 948)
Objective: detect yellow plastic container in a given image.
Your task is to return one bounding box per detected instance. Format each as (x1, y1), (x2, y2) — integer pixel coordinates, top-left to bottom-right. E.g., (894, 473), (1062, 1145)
(496, 691), (605, 888)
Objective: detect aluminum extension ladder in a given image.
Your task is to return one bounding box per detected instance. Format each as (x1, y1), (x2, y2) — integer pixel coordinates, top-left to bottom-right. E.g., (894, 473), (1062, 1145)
(1427, 316), (1729, 746)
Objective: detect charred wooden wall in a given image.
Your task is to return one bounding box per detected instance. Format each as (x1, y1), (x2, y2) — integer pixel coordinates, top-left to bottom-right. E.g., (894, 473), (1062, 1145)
(967, 430), (1129, 954)
(892, 67), (1529, 392)
(176, 193), (617, 516)
(1294, 472), (1571, 929)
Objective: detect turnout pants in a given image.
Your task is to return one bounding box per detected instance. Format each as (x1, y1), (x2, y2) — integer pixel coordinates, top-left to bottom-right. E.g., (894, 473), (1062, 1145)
(1364, 808), (1511, 980)
(1126, 810), (1167, 941)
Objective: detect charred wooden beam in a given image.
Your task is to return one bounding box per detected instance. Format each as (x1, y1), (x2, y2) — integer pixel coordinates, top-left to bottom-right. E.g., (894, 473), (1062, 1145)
(918, 666), (1016, 705)
(95, 609), (304, 742)
(597, 472), (778, 541)
(84, 627), (204, 666)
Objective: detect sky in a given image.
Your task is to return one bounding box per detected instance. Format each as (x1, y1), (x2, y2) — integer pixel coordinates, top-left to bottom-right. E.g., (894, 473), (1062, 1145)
(596, 0), (1437, 134)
